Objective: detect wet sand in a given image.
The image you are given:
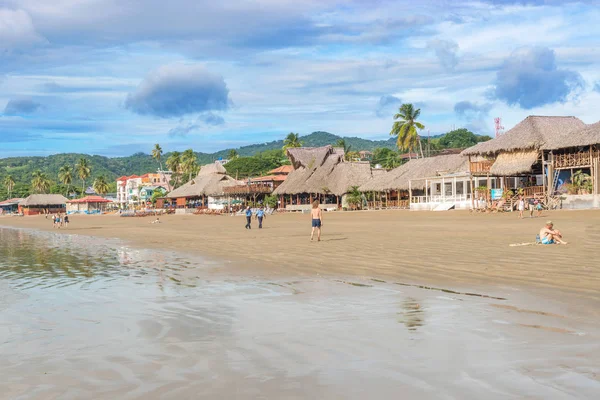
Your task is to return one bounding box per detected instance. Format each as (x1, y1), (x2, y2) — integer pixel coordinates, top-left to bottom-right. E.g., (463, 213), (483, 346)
(1, 228), (599, 399)
(2, 210), (600, 301)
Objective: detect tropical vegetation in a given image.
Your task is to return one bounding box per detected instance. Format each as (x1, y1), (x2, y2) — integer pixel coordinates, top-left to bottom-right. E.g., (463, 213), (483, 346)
(31, 170), (52, 194)
(93, 175), (110, 195)
(76, 157), (91, 195)
(390, 103), (425, 158)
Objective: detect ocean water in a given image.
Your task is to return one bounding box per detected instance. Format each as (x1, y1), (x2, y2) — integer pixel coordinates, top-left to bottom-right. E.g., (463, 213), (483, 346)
(0, 227), (598, 399)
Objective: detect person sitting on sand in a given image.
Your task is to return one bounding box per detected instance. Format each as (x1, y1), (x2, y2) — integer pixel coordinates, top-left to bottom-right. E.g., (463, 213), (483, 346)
(310, 200), (322, 242)
(539, 220), (567, 245)
(151, 217), (161, 224)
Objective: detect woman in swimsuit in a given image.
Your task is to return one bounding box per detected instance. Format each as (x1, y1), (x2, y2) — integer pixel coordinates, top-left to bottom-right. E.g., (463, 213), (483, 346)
(310, 200), (322, 242)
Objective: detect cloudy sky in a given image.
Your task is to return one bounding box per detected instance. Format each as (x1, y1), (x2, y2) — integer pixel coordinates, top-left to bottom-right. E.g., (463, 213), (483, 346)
(1, 0), (600, 157)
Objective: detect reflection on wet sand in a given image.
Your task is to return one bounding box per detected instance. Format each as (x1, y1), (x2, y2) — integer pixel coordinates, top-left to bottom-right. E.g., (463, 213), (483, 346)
(1, 227), (599, 399)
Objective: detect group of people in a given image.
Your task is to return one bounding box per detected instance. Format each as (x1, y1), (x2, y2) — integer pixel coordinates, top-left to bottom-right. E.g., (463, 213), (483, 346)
(243, 201), (324, 242)
(517, 196), (543, 219)
(51, 213), (69, 229)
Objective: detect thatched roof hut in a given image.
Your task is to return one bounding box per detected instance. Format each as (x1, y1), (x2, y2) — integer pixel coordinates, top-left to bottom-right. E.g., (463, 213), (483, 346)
(488, 151), (540, 176)
(462, 116), (586, 156)
(359, 154), (469, 192)
(167, 162), (240, 198)
(21, 194), (68, 206)
(273, 146), (376, 196)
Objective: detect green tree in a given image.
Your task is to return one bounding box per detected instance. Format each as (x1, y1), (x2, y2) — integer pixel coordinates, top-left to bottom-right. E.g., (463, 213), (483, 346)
(150, 188), (166, 205)
(166, 151), (182, 188)
(3, 175), (15, 199)
(383, 152), (402, 169)
(390, 103), (425, 159)
(31, 170), (51, 194)
(93, 175), (110, 195)
(224, 151), (283, 179)
(282, 132), (303, 152)
(76, 157), (91, 196)
(372, 148), (395, 166)
(152, 143), (169, 190)
(438, 128), (489, 149)
(58, 165), (73, 197)
(181, 149), (198, 182)
(345, 186), (363, 210)
(336, 139), (353, 161)
(228, 149), (239, 160)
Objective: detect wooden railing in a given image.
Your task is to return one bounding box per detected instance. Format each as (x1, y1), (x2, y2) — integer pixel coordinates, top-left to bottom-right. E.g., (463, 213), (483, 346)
(366, 200), (409, 209)
(553, 152), (592, 169)
(522, 186), (544, 196)
(470, 161), (493, 174)
(223, 184), (272, 195)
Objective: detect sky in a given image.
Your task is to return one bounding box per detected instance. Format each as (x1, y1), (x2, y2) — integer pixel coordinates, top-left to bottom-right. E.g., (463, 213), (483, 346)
(1, 0), (600, 157)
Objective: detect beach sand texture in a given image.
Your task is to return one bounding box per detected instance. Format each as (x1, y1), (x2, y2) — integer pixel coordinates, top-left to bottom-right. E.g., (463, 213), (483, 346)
(2, 210), (599, 300)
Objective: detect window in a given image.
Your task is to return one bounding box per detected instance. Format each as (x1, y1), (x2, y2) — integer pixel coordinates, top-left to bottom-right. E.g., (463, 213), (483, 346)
(456, 181), (464, 195)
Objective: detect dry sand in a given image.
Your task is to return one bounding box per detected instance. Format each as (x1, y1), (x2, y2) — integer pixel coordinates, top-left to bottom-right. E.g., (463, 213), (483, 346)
(2, 209), (600, 300)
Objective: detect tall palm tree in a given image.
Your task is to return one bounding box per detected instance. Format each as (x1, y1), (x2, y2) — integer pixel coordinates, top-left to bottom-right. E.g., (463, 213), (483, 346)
(31, 170), (51, 194)
(3, 175), (15, 199)
(166, 151), (182, 188)
(76, 157), (91, 196)
(152, 144), (169, 190)
(383, 152), (402, 169)
(228, 149), (239, 160)
(181, 149), (198, 182)
(93, 175), (110, 196)
(58, 165), (73, 197)
(390, 103), (425, 159)
(282, 132), (303, 151)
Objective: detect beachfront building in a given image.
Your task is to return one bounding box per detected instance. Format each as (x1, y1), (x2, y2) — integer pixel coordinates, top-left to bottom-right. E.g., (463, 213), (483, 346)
(116, 171), (172, 207)
(66, 196), (112, 214)
(359, 154), (473, 210)
(0, 198), (24, 215)
(19, 194), (68, 216)
(141, 172), (172, 189)
(272, 146), (377, 210)
(166, 162), (241, 212)
(222, 165), (293, 206)
(139, 186), (167, 205)
(462, 116), (600, 209)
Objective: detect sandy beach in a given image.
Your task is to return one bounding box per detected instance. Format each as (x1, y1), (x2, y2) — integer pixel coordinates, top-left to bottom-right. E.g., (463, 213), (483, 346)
(2, 209), (599, 301)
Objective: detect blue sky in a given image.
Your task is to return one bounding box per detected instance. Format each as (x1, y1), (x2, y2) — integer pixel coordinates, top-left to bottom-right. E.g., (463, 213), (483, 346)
(1, 0), (600, 157)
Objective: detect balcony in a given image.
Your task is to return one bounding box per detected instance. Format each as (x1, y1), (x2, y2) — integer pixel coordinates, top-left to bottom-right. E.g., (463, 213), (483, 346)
(469, 160), (493, 175)
(553, 151), (595, 169)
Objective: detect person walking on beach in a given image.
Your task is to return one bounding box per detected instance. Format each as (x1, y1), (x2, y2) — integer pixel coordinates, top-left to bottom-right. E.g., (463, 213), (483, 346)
(310, 201), (322, 242)
(256, 207), (265, 229)
(518, 195), (525, 219)
(245, 206), (253, 229)
(528, 197), (535, 218)
(64, 214), (69, 228)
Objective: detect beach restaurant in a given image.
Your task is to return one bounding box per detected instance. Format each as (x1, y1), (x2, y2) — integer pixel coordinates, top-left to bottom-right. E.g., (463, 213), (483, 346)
(66, 196), (112, 214)
(272, 146), (376, 210)
(462, 116), (600, 209)
(19, 194), (68, 216)
(0, 198), (24, 215)
(166, 162), (242, 212)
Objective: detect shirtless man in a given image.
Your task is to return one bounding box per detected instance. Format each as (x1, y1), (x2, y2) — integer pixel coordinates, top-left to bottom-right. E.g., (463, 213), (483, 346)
(539, 220), (567, 245)
(310, 201), (322, 242)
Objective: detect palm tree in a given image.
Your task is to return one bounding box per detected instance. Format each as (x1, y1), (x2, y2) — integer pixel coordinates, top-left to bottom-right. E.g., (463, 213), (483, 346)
(3, 175), (15, 199)
(31, 170), (51, 194)
(228, 149), (239, 160)
(76, 157), (91, 196)
(282, 132), (303, 151)
(58, 165), (73, 197)
(152, 144), (169, 190)
(345, 186), (363, 210)
(93, 175), (110, 196)
(181, 149), (198, 182)
(336, 139), (353, 161)
(390, 103), (425, 159)
(166, 151), (182, 188)
(383, 152), (402, 169)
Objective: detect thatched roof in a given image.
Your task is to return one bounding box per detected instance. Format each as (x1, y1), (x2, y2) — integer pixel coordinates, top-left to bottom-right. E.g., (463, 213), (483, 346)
(359, 154), (469, 192)
(541, 121), (600, 150)
(287, 146), (333, 170)
(489, 151), (539, 176)
(274, 146), (376, 196)
(167, 162), (240, 198)
(21, 194), (68, 206)
(462, 116), (585, 156)
(198, 161), (227, 176)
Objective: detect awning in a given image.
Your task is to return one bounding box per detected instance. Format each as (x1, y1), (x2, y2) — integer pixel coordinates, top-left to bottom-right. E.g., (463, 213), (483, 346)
(489, 151), (539, 176)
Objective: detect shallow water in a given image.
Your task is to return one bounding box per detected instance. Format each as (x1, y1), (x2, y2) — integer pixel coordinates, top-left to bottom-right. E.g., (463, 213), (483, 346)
(1, 228), (599, 399)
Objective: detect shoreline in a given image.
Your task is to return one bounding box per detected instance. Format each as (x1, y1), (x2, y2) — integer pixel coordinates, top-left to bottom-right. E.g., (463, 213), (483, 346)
(2, 210), (600, 303)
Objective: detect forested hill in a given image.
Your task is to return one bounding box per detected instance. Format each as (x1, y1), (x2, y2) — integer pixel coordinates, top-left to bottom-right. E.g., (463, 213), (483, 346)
(0, 131), (395, 184)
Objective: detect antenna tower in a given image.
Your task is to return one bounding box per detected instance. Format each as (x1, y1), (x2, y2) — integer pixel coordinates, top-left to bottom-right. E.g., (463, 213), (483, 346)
(494, 117), (504, 138)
